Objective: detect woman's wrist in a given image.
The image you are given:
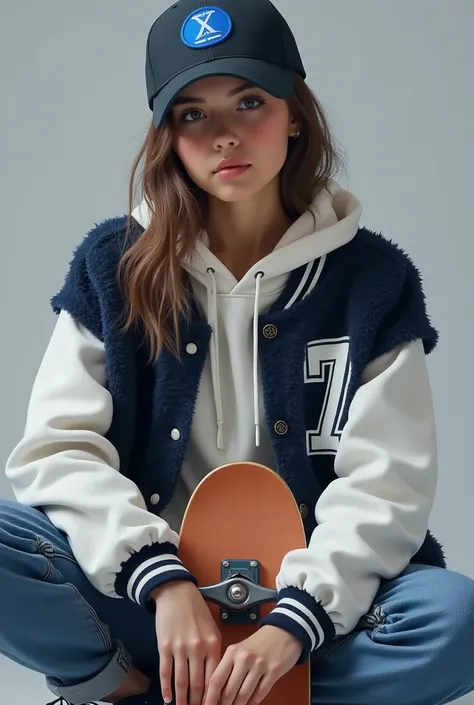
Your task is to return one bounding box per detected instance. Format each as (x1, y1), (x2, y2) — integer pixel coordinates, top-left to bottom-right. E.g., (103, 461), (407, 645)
(149, 579), (197, 604)
(260, 624), (304, 651)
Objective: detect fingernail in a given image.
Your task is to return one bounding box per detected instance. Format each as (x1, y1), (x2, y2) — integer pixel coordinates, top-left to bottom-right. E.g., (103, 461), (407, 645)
(164, 698), (171, 704)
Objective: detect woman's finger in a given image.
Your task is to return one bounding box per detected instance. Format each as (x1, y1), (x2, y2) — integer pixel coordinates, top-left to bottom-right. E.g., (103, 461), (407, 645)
(188, 647), (205, 705)
(217, 656), (248, 705)
(229, 663), (265, 705)
(202, 642), (222, 704)
(174, 652), (190, 705)
(248, 671), (279, 704)
(203, 650), (234, 705)
(158, 646), (173, 705)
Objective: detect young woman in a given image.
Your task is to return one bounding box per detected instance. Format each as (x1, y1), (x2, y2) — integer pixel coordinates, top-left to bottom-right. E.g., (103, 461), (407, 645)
(2, 1), (474, 704)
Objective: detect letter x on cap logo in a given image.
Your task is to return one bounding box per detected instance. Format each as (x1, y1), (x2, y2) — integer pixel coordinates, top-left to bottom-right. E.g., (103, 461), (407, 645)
(181, 6), (233, 48)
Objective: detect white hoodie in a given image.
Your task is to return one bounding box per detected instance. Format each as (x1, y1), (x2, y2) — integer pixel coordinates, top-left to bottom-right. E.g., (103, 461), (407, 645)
(6, 182), (437, 648)
(134, 181), (364, 533)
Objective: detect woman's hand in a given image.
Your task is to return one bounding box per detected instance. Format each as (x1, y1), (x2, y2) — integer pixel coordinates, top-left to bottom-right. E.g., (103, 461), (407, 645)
(151, 581), (222, 705)
(203, 625), (303, 705)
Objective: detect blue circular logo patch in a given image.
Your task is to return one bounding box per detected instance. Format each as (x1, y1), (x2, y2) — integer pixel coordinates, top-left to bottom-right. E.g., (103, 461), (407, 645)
(181, 6), (233, 49)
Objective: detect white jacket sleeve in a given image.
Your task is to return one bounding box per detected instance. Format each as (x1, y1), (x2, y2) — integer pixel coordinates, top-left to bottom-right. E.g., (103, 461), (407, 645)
(261, 339), (437, 661)
(5, 310), (197, 606)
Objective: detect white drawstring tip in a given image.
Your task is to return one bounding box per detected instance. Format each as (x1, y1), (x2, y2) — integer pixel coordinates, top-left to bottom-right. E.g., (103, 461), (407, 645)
(255, 424), (260, 447)
(217, 423), (224, 450)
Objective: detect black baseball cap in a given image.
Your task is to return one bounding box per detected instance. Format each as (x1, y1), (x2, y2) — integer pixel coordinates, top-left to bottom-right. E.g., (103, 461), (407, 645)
(145, 0), (306, 127)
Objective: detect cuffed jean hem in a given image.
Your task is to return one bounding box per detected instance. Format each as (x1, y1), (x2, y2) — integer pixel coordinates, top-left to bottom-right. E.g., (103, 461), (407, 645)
(46, 641), (132, 704)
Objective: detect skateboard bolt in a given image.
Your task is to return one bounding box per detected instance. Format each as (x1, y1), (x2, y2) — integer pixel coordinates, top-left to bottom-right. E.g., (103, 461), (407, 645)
(228, 583), (248, 603)
(222, 613), (228, 620)
(250, 613), (257, 620)
(222, 561), (230, 568)
(250, 561), (258, 567)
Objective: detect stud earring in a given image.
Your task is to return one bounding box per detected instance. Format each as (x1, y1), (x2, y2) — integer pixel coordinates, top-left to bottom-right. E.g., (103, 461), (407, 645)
(292, 131), (301, 139)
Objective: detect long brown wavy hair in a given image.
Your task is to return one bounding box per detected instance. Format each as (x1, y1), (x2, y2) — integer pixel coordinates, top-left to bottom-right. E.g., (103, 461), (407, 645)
(118, 76), (343, 361)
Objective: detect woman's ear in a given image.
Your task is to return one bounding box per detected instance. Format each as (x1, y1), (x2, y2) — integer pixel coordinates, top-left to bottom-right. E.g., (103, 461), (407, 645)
(288, 116), (301, 139)
(288, 116), (300, 137)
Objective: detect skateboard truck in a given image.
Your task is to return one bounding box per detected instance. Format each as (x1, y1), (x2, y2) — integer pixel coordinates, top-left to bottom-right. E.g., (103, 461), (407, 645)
(198, 559), (277, 625)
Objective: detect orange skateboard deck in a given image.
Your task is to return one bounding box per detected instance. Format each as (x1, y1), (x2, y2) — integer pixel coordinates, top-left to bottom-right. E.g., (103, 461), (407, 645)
(179, 462), (310, 704)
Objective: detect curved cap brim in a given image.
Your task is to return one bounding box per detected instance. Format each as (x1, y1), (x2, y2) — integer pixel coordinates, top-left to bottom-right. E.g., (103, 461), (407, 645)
(152, 57), (296, 128)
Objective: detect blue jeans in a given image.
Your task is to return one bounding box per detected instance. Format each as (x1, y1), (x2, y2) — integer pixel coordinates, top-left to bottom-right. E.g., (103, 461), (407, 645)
(0, 498), (473, 705)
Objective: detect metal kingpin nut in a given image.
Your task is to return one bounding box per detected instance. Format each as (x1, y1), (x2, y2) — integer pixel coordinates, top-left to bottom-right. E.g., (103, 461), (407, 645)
(222, 560), (230, 567)
(228, 584), (247, 603)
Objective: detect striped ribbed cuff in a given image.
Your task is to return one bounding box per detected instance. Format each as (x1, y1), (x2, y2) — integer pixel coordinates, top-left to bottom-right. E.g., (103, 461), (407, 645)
(114, 542), (198, 608)
(260, 587), (335, 664)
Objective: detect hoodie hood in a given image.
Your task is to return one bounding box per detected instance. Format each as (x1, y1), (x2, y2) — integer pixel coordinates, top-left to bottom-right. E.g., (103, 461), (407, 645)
(132, 180), (361, 295)
(132, 181), (362, 451)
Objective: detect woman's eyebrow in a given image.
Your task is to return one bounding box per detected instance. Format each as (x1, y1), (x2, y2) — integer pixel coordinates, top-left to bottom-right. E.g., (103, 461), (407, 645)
(172, 81), (256, 106)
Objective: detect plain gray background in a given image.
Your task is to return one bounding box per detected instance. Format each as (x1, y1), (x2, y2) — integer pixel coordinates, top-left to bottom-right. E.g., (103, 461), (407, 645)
(1, 1), (473, 702)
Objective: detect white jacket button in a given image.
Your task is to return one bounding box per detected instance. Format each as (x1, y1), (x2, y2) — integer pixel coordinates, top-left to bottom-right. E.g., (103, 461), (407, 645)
(171, 428), (181, 441)
(150, 494), (160, 506)
(186, 343), (198, 355)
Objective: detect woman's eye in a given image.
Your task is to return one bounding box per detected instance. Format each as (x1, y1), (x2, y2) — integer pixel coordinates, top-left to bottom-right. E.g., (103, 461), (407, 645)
(239, 97), (262, 111)
(179, 96), (264, 122)
(182, 109), (204, 122)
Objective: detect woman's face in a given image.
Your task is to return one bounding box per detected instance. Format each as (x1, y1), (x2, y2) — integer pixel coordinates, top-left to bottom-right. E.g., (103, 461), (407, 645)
(170, 75), (297, 203)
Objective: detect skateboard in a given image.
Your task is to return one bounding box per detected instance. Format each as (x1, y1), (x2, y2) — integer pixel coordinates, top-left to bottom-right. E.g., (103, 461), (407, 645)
(179, 461), (310, 704)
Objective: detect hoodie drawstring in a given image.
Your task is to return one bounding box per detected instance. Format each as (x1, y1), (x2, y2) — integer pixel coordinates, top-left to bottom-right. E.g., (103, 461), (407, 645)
(253, 272), (264, 447)
(206, 268), (224, 449)
(206, 268), (264, 450)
